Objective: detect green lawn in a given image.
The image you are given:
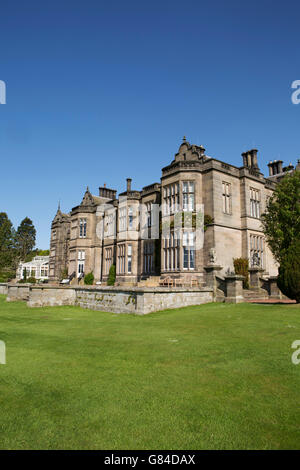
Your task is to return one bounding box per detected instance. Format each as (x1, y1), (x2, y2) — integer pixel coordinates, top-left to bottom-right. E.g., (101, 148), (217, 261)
(0, 294), (300, 450)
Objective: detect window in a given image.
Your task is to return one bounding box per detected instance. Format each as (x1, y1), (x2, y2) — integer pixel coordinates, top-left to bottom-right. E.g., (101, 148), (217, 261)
(163, 183), (179, 215)
(128, 207), (133, 229)
(183, 182), (195, 211)
(52, 230), (56, 240)
(117, 244), (126, 274)
(144, 241), (154, 273)
(250, 234), (264, 267)
(250, 188), (260, 218)
(77, 250), (85, 277)
(127, 244), (132, 273)
(146, 202), (152, 227)
(41, 266), (48, 277)
(105, 212), (115, 238)
(119, 207), (126, 231)
(105, 247), (113, 274)
(222, 182), (231, 214)
(163, 233), (180, 271)
(79, 218), (87, 238)
(183, 231), (195, 269)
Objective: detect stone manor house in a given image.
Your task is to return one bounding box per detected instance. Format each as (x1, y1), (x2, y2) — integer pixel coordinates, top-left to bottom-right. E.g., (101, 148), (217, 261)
(49, 138), (300, 285)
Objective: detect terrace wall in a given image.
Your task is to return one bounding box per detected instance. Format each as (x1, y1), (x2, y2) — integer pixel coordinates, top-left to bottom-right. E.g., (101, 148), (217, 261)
(6, 284), (214, 314)
(6, 284), (30, 301)
(76, 286), (214, 314)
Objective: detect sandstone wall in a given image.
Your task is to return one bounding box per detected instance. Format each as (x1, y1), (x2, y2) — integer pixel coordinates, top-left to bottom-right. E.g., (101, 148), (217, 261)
(76, 286), (214, 314)
(0, 283), (8, 295)
(5, 284), (214, 314)
(6, 284), (30, 301)
(28, 286), (76, 307)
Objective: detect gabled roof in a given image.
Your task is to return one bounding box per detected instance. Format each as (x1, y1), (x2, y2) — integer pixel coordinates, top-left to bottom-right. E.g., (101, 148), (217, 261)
(53, 208), (70, 222)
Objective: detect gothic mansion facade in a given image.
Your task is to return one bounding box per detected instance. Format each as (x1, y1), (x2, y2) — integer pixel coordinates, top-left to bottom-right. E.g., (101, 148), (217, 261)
(49, 138), (297, 284)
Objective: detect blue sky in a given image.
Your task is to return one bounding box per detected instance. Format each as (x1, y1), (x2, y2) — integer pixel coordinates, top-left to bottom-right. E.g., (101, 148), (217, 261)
(0, 0), (300, 248)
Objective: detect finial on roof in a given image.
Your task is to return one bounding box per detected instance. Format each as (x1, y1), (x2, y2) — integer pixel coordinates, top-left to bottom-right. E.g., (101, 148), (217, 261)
(86, 186), (89, 192)
(183, 136), (186, 142)
(58, 200), (60, 211)
(104, 183), (106, 188)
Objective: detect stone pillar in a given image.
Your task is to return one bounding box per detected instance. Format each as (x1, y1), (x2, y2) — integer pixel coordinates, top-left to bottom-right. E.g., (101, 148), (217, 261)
(204, 265), (222, 295)
(248, 268), (265, 289)
(268, 276), (282, 299)
(225, 275), (244, 303)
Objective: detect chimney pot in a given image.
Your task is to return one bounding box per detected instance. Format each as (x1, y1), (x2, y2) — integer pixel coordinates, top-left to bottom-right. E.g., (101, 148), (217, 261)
(127, 178), (132, 192)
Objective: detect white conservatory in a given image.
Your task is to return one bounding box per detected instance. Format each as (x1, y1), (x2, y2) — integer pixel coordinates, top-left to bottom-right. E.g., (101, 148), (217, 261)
(17, 256), (49, 281)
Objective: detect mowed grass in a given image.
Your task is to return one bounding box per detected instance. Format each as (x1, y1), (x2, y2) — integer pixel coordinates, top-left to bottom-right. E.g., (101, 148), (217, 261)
(0, 294), (300, 450)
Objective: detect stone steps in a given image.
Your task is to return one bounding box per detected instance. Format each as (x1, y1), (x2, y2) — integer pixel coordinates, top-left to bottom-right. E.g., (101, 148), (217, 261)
(243, 288), (269, 301)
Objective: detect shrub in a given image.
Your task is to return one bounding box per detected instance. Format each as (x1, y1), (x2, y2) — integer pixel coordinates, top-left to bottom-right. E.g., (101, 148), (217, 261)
(277, 239), (300, 303)
(107, 264), (116, 286)
(27, 276), (36, 284)
(233, 258), (249, 289)
(84, 272), (94, 285)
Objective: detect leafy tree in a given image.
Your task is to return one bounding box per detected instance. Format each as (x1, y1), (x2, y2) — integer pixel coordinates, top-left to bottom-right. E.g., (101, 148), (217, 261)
(37, 249), (50, 256)
(107, 265), (116, 286)
(0, 212), (15, 269)
(16, 217), (36, 261)
(277, 239), (300, 303)
(261, 171), (300, 264)
(24, 248), (50, 263)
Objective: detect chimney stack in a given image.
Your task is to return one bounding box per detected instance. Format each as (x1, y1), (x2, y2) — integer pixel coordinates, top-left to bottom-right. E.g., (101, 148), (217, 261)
(198, 145), (205, 157)
(267, 161), (274, 176)
(126, 178), (132, 193)
(267, 160), (283, 176)
(99, 185), (117, 200)
(242, 149), (259, 170)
